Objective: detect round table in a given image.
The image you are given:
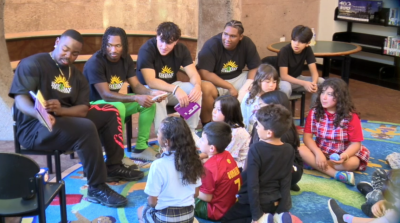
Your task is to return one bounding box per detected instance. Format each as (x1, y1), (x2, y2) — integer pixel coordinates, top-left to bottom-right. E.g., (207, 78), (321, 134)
(267, 41), (362, 83)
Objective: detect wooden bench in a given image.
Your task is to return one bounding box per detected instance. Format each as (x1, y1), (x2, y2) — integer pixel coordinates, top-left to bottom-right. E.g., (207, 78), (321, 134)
(6, 29), (197, 68)
(11, 54), (139, 72)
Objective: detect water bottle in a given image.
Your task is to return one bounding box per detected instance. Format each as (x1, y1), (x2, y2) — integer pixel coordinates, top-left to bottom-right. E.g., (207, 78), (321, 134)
(310, 28), (317, 46)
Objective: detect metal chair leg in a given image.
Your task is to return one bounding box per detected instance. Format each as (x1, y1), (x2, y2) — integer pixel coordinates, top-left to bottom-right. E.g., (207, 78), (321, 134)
(47, 155), (53, 174)
(55, 150), (62, 182)
(126, 117), (132, 152)
(59, 181), (67, 223)
(300, 92), (306, 126)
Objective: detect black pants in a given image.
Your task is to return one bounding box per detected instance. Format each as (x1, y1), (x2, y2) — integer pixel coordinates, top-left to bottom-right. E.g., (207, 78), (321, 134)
(292, 163), (303, 186)
(221, 201), (278, 223)
(31, 104), (124, 185)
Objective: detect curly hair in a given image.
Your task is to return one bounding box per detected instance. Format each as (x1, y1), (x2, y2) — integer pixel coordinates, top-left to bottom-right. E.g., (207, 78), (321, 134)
(159, 117), (203, 185)
(215, 95), (244, 128)
(100, 26), (129, 58)
(246, 64), (279, 105)
(157, 22), (181, 44)
(314, 78), (359, 128)
(259, 91), (300, 147)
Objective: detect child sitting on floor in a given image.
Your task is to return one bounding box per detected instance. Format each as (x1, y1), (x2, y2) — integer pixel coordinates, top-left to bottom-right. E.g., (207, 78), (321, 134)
(241, 64), (279, 132)
(249, 91), (304, 192)
(221, 104), (295, 223)
(328, 169), (400, 222)
(299, 78), (370, 186)
(206, 95), (250, 169)
(195, 122), (242, 221)
(137, 117), (204, 223)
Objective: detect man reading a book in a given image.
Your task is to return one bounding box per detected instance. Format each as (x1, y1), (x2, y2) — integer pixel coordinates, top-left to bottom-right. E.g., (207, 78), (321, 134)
(83, 26), (167, 162)
(136, 22), (210, 139)
(9, 29), (143, 208)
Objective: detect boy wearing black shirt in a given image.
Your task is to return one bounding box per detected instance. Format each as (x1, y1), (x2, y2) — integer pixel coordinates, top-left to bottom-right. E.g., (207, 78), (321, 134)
(9, 30), (143, 207)
(277, 25), (324, 103)
(83, 27), (166, 162)
(197, 20), (261, 123)
(222, 104), (294, 223)
(136, 22), (205, 136)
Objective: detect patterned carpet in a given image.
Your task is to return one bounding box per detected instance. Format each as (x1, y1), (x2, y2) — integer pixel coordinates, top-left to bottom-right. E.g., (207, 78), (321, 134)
(22, 120), (400, 223)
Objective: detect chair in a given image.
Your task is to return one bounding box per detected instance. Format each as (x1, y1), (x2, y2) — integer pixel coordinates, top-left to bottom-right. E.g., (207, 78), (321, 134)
(289, 91), (306, 126)
(262, 56), (306, 126)
(0, 153), (67, 223)
(125, 86), (176, 152)
(12, 104), (72, 182)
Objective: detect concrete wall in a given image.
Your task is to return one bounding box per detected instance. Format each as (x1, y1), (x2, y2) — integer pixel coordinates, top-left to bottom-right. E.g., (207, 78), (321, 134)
(197, 0), (241, 57)
(242, 0), (320, 59)
(4, 0), (198, 37)
(0, 0), (14, 141)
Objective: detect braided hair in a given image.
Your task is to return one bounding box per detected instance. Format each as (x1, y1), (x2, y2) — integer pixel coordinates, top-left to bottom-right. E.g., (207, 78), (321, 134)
(100, 26), (129, 58)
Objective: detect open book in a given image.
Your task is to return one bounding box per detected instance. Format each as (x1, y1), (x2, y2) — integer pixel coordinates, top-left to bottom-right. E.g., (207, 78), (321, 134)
(174, 102), (201, 120)
(29, 90), (53, 132)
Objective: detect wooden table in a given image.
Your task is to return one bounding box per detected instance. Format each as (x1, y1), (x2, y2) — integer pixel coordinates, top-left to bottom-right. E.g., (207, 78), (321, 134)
(267, 41), (362, 83)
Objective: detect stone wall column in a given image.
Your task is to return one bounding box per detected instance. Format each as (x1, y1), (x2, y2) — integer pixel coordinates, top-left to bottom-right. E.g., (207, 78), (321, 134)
(0, 0), (14, 140)
(197, 0), (241, 58)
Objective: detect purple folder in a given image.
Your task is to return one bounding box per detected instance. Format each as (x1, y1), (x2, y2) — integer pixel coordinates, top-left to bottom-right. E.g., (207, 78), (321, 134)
(174, 102), (201, 120)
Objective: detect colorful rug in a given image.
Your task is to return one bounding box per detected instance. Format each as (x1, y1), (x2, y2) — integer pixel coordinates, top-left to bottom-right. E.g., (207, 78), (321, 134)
(22, 120), (400, 223)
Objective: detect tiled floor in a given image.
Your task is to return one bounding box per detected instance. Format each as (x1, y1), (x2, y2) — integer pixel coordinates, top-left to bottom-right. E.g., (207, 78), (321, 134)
(1, 73), (399, 223)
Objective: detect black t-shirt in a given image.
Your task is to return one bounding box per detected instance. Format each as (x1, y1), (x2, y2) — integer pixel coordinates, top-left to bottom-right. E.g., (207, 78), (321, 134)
(83, 51), (135, 101)
(136, 37), (193, 85)
(9, 53), (90, 149)
(277, 43), (316, 78)
(250, 122), (303, 167)
(196, 33), (261, 80)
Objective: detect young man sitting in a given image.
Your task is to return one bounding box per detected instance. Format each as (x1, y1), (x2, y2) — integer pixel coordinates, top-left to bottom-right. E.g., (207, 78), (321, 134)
(277, 25), (324, 104)
(195, 122), (242, 221)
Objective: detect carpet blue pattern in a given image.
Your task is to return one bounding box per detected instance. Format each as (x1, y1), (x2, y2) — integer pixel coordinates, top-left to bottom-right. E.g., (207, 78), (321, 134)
(22, 120), (399, 223)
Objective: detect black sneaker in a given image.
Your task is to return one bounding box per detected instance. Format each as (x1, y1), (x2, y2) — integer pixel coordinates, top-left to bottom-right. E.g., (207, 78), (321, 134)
(327, 199), (347, 223)
(290, 184), (301, 192)
(87, 183), (127, 207)
(357, 181), (373, 196)
(107, 165), (144, 182)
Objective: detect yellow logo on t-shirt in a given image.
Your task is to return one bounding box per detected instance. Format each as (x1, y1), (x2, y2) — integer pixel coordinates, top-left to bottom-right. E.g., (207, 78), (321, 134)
(159, 66), (174, 79)
(51, 75), (72, 93)
(221, 60), (238, 73)
(109, 75), (124, 90)
(227, 159), (231, 164)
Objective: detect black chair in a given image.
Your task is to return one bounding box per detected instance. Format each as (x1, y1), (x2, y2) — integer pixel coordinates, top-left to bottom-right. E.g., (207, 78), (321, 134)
(125, 86), (176, 152)
(0, 153), (67, 223)
(261, 56), (306, 126)
(289, 91), (306, 126)
(12, 104), (73, 182)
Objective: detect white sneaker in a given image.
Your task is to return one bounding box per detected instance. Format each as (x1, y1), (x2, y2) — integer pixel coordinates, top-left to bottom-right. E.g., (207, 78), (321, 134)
(273, 212), (292, 223)
(258, 213), (274, 223)
(131, 147), (160, 161)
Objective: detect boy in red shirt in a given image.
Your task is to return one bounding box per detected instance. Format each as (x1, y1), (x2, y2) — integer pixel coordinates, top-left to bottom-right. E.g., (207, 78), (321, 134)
(195, 122), (243, 221)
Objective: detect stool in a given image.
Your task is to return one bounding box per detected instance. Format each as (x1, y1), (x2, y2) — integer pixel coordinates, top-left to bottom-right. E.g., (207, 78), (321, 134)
(289, 91), (306, 126)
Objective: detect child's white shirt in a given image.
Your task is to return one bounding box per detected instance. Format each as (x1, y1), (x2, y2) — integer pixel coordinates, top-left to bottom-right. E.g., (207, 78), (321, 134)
(144, 153), (202, 210)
